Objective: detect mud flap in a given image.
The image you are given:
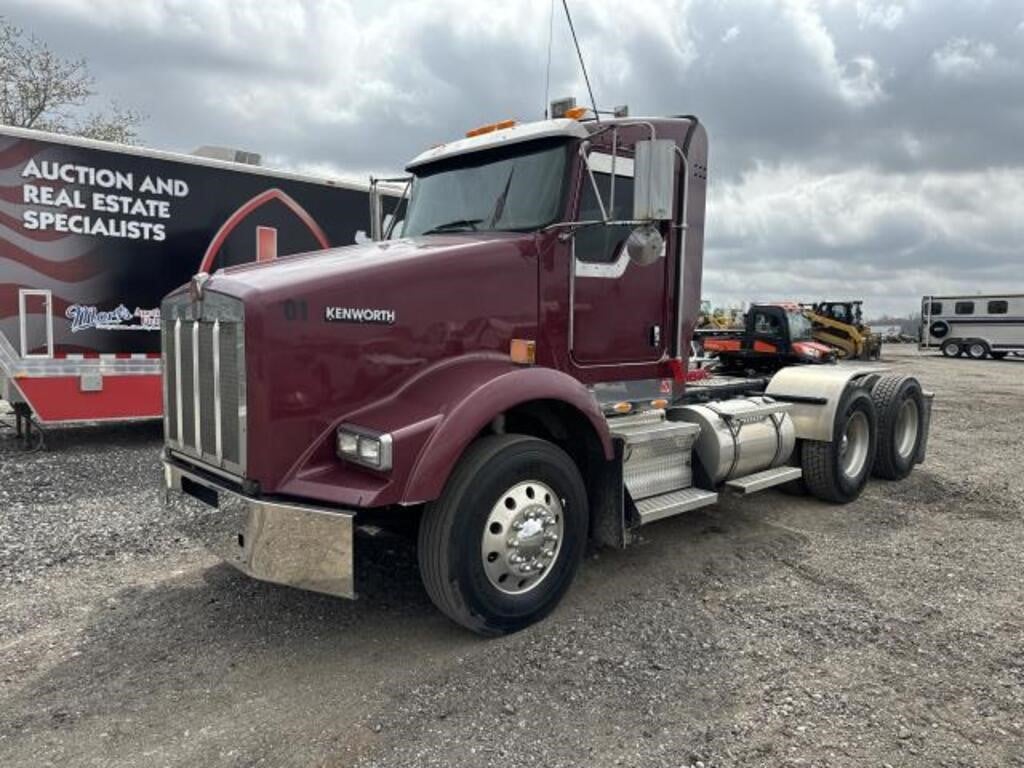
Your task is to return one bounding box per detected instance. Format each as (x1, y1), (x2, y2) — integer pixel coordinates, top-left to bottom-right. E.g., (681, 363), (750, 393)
(590, 438), (631, 548)
(915, 390), (934, 465)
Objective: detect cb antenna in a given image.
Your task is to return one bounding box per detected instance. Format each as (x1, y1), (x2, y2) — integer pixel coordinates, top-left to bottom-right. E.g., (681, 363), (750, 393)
(543, 0), (555, 118)
(561, 0), (600, 122)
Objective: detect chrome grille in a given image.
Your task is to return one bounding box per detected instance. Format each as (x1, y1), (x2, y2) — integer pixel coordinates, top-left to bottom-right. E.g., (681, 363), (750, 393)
(162, 292), (246, 476)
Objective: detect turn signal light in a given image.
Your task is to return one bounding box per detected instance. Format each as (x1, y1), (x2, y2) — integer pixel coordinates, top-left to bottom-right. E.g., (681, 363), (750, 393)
(510, 338), (536, 365)
(466, 119), (517, 138)
(563, 106), (588, 120)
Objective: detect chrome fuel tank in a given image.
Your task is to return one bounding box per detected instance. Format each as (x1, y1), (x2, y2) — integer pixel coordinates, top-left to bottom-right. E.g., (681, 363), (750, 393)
(669, 397), (796, 485)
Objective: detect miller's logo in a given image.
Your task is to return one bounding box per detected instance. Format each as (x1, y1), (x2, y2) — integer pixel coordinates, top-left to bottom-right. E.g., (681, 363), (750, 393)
(325, 306), (396, 324)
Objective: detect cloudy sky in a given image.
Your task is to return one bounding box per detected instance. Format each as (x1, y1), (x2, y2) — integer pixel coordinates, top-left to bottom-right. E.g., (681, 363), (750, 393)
(8, 0), (1024, 317)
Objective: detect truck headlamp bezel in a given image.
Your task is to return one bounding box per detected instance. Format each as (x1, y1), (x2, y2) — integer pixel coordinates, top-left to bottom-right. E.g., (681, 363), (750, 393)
(336, 425), (393, 471)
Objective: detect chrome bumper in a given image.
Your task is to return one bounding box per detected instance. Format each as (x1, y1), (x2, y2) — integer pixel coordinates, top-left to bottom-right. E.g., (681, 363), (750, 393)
(163, 460), (356, 598)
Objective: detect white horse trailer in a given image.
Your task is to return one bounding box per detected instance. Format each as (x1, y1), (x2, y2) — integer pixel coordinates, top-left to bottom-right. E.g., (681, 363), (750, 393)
(920, 294), (1024, 359)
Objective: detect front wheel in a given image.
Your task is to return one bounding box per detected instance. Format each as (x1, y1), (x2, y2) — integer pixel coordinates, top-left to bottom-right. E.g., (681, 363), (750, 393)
(801, 387), (877, 504)
(418, 435), (588, 636)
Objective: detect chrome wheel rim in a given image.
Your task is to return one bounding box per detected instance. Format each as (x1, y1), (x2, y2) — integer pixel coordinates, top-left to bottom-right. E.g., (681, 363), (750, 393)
(481, 480), (564, 595)
(839, 411), (870, 479)
(895, 398), (919, 460)
(970, 343), (985, 358)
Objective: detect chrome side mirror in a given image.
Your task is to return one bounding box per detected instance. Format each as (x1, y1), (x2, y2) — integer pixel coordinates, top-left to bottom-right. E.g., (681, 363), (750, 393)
(633, 139), (675, 221)
(625, 224), (664, 266)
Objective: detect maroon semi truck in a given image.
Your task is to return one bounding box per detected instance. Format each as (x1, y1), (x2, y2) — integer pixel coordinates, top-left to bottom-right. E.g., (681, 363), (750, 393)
(163, 112), (932, 635)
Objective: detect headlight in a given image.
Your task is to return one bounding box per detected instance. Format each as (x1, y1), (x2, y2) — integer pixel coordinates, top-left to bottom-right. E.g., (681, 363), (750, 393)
(336, 426), (393, 471)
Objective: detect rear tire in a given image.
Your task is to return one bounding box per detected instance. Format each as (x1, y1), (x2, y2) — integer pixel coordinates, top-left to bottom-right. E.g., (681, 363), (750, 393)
(418, 435), (588, 636)
(870, 375), (925, 480)
(801, 387), (877, 504)
(967, 341), (988, 360)
(940, 340), (961, 358)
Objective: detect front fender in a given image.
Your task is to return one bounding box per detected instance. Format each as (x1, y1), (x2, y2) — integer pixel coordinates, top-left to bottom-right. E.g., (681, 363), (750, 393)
(401, 361), (614, 503)
(278, 353), (612, 508)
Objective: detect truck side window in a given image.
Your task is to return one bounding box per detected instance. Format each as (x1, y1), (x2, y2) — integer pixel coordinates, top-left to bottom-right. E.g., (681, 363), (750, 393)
(955, 301), (974, 315)
(987, 300), (1008, 314)
(753, 312), (781, 337)
(928, 301), (943, 315)
(575, 171), (635, 264)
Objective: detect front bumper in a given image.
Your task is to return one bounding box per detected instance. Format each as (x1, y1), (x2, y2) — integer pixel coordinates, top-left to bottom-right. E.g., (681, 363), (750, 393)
(163, 460), (356, 598)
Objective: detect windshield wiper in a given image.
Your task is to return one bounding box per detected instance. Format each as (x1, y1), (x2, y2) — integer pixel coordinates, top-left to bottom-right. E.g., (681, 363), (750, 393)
(422, 218), (483, 235)
(488, 167), (516, 228)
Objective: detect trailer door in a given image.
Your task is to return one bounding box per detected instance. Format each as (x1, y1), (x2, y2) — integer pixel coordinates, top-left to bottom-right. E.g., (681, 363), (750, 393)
(18, 289), (53, 358)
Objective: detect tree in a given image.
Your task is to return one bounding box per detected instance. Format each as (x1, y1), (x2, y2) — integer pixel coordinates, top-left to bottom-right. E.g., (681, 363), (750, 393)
(0, 17), (144, 143)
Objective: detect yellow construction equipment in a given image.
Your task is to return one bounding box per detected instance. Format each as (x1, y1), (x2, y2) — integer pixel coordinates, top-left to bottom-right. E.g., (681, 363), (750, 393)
(801, 301), (882, 360)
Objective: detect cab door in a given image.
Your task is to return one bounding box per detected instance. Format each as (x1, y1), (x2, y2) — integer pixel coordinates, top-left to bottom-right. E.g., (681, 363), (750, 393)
(570, 154), (668, 365)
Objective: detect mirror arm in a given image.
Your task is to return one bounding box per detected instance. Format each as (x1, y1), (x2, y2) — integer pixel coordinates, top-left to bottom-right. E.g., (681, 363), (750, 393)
(609, 128), (617, 218)
(579, 142), (609, 222)
(383, 176), (413, 240)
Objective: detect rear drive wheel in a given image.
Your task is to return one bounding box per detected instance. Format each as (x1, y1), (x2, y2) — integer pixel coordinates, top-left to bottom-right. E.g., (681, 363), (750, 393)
(870, 375), (925, 480)
(801, 387), (877, 504)
(418, 435), (588, 636)
(940, 340), (961, 358)
(967, 341), (988, 359)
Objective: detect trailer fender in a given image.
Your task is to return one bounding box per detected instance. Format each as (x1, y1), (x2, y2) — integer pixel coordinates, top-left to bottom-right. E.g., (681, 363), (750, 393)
(765, 364), (890, 442)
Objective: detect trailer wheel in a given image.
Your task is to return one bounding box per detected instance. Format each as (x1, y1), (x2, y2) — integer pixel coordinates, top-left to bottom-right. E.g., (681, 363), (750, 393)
(966, 341), (988, 360)
(417, 434), (588, 636)
(940, 340), (961, 358)
(870, 374), (925, 481)
(801, 387), (877, 504)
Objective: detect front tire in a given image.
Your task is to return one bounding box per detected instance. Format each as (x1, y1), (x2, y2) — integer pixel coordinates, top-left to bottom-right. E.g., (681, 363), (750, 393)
(801, 387), (877, 504)
(871, 375), (925, 480)
(418, 435), (588, 636)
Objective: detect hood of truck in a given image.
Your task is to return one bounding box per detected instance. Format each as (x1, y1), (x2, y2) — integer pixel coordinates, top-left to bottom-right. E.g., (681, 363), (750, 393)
(204, 233), (540, 494)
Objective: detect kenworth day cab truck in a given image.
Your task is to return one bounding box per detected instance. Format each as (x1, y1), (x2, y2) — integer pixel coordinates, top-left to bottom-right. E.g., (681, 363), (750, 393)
(163, 112), (933, 635)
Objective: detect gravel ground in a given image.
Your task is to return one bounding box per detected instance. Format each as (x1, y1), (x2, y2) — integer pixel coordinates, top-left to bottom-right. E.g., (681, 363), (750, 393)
(0, 346), (1022, 768)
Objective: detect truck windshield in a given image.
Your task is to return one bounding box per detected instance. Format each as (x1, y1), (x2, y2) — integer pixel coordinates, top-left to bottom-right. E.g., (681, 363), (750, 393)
(403, 139), (568, 236)
(788, 311), (814, 341)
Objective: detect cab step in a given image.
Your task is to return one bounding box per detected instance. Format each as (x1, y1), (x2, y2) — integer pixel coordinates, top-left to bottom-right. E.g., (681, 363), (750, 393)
(635, 487), (719, 524)
(724, 466), (802, 494)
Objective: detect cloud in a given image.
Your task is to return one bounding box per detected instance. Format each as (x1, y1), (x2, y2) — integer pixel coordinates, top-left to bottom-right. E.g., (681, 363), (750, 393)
(856, 1), (909, 31)
(932, 37), (999, 79)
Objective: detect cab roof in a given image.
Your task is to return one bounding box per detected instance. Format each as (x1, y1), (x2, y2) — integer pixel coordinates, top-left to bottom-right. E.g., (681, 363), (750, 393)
(405, 118), (589, 171)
